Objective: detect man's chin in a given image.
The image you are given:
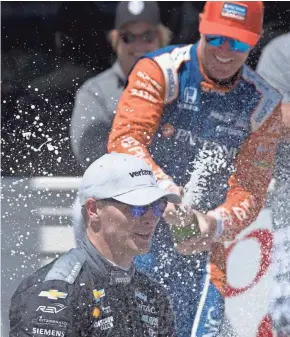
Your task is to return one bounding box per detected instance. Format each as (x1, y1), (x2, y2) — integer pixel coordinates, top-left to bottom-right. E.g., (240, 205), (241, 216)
(137, 247), (150, 255)
(211, 70), (236, 81)
(132, 243), (150, 255)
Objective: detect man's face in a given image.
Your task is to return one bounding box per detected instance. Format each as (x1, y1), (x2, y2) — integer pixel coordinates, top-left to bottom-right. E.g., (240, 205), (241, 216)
(199, 34), (251, 80)
(98, 199), (165, 257)
(117, 22), (161, 76)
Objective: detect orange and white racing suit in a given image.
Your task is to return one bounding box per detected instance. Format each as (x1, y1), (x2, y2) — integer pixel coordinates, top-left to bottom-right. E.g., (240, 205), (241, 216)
(108, 43), (282, 337)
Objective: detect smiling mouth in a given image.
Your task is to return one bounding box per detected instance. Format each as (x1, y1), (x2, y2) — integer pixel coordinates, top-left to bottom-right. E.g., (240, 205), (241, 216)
(214, 55), (234, 64)
(134, 233), (151, 240)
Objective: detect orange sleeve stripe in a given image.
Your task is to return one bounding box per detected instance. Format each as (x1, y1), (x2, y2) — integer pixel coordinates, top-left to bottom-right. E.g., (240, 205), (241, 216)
(212, 104), (282, 241)
(210, 242), (227, 295)
(210, 263), (226, 296)
(108, 58), (171, 182)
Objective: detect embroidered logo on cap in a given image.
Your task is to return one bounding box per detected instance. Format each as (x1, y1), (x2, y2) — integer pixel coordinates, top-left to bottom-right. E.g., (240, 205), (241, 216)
(128, 1), (145, 15)
(221, 2), (247, 21)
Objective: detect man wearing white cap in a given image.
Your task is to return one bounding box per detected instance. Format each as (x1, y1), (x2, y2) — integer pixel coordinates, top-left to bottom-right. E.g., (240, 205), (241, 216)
(9, 153), (179, 336)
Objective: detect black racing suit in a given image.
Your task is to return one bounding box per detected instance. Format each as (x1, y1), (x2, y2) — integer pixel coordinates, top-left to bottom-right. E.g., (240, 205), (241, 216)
(9, 236), (176, 337)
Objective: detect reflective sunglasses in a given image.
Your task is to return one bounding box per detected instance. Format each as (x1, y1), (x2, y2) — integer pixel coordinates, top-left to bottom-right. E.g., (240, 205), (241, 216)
(120, 30), (157, 44)
(205, 35), (251, 53)
(107, 198), (167, 218)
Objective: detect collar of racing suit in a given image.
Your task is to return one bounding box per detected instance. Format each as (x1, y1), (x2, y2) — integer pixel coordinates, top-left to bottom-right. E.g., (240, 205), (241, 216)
(197, 41), (242, 93)
(80, 235), (136, 285)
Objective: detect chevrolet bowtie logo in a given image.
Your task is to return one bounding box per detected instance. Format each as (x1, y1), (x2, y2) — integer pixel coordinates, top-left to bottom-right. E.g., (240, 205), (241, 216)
(38, 289), (68, 300)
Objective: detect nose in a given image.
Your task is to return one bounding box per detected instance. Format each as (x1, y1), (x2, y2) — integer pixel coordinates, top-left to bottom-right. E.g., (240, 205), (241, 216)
(218, 40), (232, 52)
(141, 207), (155, 218)
(142, 207), (160, 222)
(131, 41), (149, 52)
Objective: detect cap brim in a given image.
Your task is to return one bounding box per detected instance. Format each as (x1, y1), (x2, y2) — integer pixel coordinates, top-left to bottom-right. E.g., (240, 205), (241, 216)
(113, 186), (181, 206)
(199, 20), (259, 46)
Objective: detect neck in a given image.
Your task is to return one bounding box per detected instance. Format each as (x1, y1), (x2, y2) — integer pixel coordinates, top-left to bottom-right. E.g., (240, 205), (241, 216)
(87, 229), (133, 269)
(209, 71), (240, 87)
(118, 59), (130, 78)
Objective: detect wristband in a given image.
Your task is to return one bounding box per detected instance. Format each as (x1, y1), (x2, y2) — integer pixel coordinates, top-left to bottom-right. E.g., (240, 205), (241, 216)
(207, 211), (224, 239)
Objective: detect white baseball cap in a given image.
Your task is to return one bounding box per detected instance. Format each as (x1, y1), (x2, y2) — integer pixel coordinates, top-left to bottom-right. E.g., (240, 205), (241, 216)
(79, 153), (181, 206)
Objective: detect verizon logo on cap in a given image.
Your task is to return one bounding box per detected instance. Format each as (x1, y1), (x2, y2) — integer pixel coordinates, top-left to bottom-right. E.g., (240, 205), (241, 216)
(129, 169), (153, 178)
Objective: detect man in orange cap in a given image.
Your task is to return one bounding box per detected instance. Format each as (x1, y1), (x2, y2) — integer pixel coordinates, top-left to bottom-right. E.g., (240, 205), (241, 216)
(108, 1), (282, 336)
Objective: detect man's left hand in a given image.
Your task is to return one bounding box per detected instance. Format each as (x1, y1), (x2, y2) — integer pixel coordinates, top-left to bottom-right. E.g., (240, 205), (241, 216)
(175, 210), (218, 255)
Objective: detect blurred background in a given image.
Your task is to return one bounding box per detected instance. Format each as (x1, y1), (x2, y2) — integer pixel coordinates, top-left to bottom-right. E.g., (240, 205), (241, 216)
(1, 2), (290, 337)
(2, 1), (290, 178)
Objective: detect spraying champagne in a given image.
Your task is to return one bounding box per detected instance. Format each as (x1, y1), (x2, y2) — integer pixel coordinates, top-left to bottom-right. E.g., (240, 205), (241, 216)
(170, 142), (229, 245)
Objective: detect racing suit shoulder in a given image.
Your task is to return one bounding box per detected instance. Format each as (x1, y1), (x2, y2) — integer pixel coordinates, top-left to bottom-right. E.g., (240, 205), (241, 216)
(147, 45), (193, 104)
(9, 250), (92, 337)
(11, 249), (85, 300)
(242, 65), (282, 132)
(144, 44), (193, 103)
(44, 248), (86, 284)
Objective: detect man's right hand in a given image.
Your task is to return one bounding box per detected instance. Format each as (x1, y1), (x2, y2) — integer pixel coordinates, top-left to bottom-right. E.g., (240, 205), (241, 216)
(162, 184), (219, 254)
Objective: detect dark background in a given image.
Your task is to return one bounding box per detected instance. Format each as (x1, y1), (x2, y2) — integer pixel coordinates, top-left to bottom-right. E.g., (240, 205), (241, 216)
(2, 1), (290, 177)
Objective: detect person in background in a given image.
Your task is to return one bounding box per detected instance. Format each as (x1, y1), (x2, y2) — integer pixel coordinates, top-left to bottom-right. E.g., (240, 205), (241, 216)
(108, 1), (282, 336)
(9, 153), (180, 337)
(70, 1), (171, 166)
(70, 1), (172, 245)
(256, 32), (290, 337)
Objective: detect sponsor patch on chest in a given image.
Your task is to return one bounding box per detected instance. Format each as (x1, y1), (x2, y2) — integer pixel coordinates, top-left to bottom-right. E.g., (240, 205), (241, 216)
(93, 316), (114, 330)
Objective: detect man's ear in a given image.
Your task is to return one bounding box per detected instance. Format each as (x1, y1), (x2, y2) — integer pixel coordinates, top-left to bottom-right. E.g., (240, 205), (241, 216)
(107, 29), (119, 51)
(86, 198), (97, 216)
(86, 198), (101, 233)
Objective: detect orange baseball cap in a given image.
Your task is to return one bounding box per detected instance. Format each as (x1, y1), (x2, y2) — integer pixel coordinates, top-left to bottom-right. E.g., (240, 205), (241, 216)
(199, 1), (264, 46)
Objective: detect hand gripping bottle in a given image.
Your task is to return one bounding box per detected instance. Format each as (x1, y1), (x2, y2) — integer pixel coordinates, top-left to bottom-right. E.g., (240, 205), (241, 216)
(170, 208), (200, 244)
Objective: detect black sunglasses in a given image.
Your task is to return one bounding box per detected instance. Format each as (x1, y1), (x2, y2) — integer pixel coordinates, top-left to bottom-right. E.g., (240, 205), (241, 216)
(120, 30), (157, 44)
